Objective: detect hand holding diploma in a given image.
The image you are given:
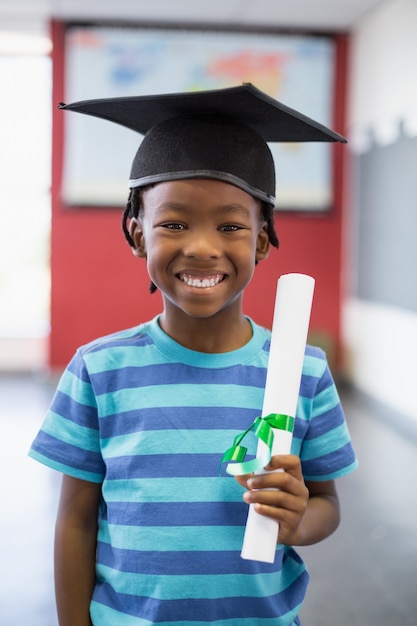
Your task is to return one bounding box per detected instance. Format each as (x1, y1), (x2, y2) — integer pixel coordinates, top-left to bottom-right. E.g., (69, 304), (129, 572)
(221, 273), (315, 563)
(237, 450), (310, 548)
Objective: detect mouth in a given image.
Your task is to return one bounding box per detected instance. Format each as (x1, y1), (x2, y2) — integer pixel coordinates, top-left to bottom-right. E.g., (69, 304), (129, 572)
(177, 273), (226, 288)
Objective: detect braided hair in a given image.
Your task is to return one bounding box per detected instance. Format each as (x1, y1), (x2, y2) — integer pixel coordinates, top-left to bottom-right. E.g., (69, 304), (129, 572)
(122, 186), (279, 294)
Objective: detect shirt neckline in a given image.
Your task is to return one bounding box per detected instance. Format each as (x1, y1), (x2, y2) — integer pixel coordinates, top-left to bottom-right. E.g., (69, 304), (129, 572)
(146, 316), (267, 368)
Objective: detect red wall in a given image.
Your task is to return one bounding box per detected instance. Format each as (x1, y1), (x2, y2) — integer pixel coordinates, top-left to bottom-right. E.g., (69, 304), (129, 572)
(49, 21), (348, 370)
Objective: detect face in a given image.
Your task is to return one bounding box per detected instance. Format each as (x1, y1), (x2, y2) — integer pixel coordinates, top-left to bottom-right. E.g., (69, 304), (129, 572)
(130, 178), (270, 326)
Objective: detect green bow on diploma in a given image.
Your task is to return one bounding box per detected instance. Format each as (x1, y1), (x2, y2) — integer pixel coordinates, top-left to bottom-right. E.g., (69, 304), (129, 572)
(220, 413), (294, 476)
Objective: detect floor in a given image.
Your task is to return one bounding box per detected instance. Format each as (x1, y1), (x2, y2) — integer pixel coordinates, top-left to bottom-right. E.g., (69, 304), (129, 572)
(1, 373), (416, 625)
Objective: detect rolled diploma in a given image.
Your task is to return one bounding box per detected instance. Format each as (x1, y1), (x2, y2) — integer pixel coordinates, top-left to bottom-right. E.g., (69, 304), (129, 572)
(241, 273), (315, 563)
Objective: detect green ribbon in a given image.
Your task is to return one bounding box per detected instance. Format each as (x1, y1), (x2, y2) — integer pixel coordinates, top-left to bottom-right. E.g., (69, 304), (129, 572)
(220, 413), (294, 476)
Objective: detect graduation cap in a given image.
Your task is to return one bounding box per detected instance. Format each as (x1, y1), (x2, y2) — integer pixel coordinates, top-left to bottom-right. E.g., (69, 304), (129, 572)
(59, 83), (346, 208)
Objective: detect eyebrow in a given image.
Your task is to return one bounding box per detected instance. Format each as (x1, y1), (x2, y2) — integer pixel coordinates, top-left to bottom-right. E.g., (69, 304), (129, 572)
(156, 202), (251, 218)
(214, 204), (251, 218)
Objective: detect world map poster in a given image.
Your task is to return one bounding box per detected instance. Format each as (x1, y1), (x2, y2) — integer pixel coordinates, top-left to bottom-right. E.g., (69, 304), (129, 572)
(62, 26), (336, 210)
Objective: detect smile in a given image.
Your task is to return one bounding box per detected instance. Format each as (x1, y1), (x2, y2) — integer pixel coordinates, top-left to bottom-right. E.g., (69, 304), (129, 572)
(178, 273), (225, 288)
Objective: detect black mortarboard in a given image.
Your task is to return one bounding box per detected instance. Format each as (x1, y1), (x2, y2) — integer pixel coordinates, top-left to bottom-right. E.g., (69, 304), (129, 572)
(59, 83), (346, 208)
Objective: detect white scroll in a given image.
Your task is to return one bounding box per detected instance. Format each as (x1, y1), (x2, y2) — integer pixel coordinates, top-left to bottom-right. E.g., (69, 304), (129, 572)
(240, 273), (315, 563)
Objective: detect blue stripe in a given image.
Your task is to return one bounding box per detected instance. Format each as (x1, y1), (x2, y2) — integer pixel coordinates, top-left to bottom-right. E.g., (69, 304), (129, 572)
(67, 354), (92, 382)
(94, 566), (286, 600)
(292, 418), (309, 442)
(105, 452), (251, 479)
(105, 501), (248, 527)
(90, 600), (303, 626)
(96, 543), (279, 576)
(302, 459), (358, 482)
(92, 570), (308, 621)
(99, 406), (259, 438)
(300, 368), (334, 402)
(90, 363), (267, 394)
(314, 362), (337, 395)
(305, 343), (325, 359)
(298, 374), (323, 400)
(30, 431), (105, 475)
(302, 403), (346, 440)
(51, 390), (99, 428)
(28, 449), (103, 483)
(301, 442), (356, 478)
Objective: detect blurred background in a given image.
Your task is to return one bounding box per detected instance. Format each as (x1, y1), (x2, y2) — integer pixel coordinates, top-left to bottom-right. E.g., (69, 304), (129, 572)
(1, 1), (416, 624)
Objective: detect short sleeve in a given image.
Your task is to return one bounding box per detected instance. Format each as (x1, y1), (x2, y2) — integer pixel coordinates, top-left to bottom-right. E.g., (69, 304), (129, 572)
(294, 347), (358, 482)
(29, 350), (106, 483)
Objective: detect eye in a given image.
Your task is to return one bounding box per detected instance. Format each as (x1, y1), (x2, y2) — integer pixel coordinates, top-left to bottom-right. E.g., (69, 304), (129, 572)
(161, 222), (186, 230)
(220, 224), (244, 232)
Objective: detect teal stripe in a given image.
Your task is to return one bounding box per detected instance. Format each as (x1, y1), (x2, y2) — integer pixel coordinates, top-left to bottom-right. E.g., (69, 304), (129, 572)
(289, 436), (303, 457)
(41, 410), (101, 453)
(311, 384), (341, 417)
(296, 384), (339, 422)
(90, 603), (153, 626)
(101, 429), (253, 457)
(85, 343), (167, 373)
(97, 384), (264, 416)
(28, 450), (103, 483)
(295, 395), (312, 421)
(302, 353), (326, 377)
(94, 563), (299, 602)
(59, 369), (97, 407)
(103, 476), (243, 503)
(99, 521), (245, 552)
(146, 316), (269, 369)
(301, 423), (351, 461)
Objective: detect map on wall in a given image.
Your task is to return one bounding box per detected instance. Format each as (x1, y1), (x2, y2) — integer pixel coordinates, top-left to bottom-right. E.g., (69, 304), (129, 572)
(62, 26), (336, 210)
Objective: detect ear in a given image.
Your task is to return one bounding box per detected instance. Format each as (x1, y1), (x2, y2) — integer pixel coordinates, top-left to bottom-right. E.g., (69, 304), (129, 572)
(255, 222), (270, 262)
(129, 217), (147, 258)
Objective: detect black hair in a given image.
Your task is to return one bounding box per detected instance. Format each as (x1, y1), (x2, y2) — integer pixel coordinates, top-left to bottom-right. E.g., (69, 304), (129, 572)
(122, 186), (279, 294)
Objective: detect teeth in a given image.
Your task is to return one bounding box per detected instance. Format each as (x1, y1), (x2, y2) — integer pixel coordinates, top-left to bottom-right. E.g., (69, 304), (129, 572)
(180, 274), (223, 288)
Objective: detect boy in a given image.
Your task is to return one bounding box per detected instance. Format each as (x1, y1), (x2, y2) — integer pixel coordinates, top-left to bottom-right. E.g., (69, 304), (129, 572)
(30, 85), (357, 625)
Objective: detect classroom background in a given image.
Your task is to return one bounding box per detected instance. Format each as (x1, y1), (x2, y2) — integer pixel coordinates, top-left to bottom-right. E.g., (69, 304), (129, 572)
(1, 1), (416, 624)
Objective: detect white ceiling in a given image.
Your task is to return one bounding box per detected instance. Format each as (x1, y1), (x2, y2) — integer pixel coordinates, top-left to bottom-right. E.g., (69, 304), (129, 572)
(0, 0), (387, 36)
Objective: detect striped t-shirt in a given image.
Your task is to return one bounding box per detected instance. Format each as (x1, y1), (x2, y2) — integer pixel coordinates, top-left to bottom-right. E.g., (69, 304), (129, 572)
(29, 317), (357, 625)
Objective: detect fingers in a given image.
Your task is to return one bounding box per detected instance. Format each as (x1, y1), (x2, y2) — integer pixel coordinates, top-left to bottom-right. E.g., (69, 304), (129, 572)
(237, 454), (309, 544)
(234, 473), (253, 490)
(233, 455), (302, 490)
(264, 454), (304, 478)
(243, 479), (306, 515)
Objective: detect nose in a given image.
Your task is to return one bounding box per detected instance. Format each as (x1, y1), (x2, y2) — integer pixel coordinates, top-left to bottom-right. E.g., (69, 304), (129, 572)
(182, 229), (221, 260)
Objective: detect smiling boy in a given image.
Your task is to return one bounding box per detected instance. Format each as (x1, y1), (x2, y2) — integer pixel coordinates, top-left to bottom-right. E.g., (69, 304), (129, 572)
(30, 85), (357, 625)
(129, 179), (269, 352)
